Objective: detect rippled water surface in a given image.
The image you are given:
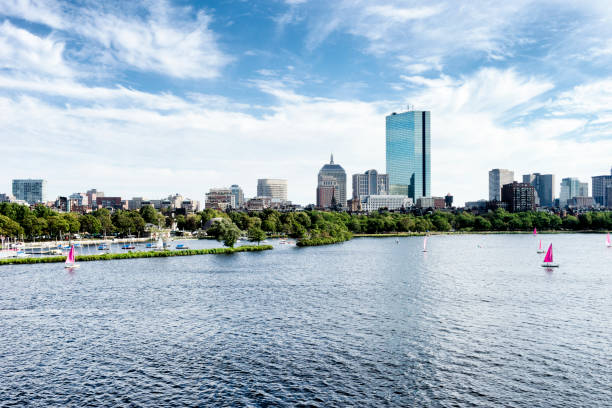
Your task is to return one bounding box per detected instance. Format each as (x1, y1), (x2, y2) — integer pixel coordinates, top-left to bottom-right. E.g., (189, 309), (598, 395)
(1, 234), (611, 407)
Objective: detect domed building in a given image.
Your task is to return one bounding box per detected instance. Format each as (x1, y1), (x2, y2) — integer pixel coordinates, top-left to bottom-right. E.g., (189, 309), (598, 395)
(317, 154), (346, 209)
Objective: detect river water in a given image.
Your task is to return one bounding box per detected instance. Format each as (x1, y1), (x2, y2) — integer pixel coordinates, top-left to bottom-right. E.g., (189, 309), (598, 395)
(1, 234), (610, 407)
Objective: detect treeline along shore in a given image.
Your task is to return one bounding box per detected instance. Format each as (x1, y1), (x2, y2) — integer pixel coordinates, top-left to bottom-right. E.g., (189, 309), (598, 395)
(2, 202), (611, 249)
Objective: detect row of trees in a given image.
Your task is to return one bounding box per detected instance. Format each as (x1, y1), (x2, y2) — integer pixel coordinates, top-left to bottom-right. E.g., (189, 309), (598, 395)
(0, 203), (166, 239)
(2, 202), (611, 244)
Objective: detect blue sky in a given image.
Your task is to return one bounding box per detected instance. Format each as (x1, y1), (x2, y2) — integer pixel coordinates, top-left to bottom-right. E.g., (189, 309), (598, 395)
(1, 0), (611, 206)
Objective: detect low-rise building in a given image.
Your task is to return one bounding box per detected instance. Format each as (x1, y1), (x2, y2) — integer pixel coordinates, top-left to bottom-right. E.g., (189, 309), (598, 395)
(465, 200), (487, 210)
(206, 188), (234, 210)
(567, 196), (595, 209)
(182, 199), (200, 213)
(360, 195), (412, 212)
(0, 193), (15, 203)
(97, 196), (125, 210)
(416, 196), (445, 209)
(246, 197), (271, 211)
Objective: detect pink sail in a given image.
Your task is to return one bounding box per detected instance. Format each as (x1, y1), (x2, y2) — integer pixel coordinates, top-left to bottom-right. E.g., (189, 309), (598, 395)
(538, 239), (542, 250)
(66, 246), (75, 264)
(423, 236), (427, 250)
(543, 244), (553, 263)
(607, 232), (611, 246)
(533, 227), (537, 235)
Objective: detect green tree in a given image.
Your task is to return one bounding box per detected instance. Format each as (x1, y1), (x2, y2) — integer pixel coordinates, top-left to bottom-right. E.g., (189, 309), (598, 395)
(94, 208), (113, 234)
(0, 214), (24, 237)
(47, 216), (69, 238)
(112, 211), (134, 235)
(128, 212), (146, 234)
(62, 213), (80, 233)
(247, 226), (267, 245)
(79, 214), (101, 234)
(209, 219), (241, 247)
(184, 214), (202, 231)
(140, 205), (161, 225)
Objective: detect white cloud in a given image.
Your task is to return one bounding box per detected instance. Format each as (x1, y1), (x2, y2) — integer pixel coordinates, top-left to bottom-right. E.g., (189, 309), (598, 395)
(0, 0), (232, 79)
(74, 7), (231, 79)
(0, 20), (71, 77)
(364, 4), (444, 22)
(0, 0), (64, 28)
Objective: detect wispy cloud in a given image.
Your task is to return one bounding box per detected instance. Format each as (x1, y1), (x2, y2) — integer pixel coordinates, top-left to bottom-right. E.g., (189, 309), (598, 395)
(1, 0), (232, 79)
(0, 0), (65, 29)
(0, 20), (72, 77)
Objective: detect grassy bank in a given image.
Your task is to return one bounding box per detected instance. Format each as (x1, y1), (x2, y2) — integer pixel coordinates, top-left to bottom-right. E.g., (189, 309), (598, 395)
(296, 234), (352, 247)
(0, 245), (273, 266)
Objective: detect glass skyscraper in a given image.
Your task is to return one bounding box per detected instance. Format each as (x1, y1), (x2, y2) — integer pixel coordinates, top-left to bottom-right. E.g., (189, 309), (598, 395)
(385, 111), (430, 200)
(12, 179), (46, 204)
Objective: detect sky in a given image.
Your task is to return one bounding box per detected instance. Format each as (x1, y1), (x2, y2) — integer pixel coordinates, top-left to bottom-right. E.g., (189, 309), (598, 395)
(1, 0), (612, 206)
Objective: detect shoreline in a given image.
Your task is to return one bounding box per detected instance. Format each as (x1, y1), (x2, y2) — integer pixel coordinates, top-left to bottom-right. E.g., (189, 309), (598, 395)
(0, 245), (273, 266)
(353, 230), (609, 238)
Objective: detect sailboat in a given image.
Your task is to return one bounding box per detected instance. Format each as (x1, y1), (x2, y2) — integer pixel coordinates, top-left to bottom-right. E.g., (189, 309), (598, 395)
(541, 243), (558, 268)
(537, 239), (545, 253)
(606, 232), (611, 248)
(422, 236), (428, 252)
(64, 245), (80, 269)
(533, 227), (537, 235)
(154, 236), (165, 251)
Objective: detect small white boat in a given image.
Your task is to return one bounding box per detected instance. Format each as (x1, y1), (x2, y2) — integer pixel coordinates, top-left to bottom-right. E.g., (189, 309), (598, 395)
(537, 239), (545, 254)
(422, 236), (428, 252)
(541, 243), (558, 268)
(0, 250), (16, 259)
(606, 232), (611, 248)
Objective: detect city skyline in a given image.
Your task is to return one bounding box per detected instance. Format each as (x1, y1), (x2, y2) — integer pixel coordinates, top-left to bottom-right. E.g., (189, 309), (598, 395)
(1, 1), (612, 205)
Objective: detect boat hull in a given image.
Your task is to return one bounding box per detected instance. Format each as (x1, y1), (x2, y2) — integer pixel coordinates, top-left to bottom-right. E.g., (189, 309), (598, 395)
(541, 263), (559, 268)
(64, 264), (80, 269)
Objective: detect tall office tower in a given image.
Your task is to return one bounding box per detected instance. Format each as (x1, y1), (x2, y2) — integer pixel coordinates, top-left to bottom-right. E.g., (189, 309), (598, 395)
(257, 179), (288, 201)
(501, 182), (536, 212)
(317, 154), (347, 209)
(12, 179), (46, 204)
(386, 110), (431, 200)
(559, 177), (589, 208)
(488, 169), (514, 201)
(352, 169), (389, 199)
(592, 166), (612, 207)
(522, 173), (555, 207)
(230, 185), (244, 208)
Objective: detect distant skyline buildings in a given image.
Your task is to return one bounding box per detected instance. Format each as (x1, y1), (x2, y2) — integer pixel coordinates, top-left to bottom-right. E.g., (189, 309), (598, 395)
(317, 154), (346, 209)
(12, 179), (46, 204)
(488, 169), (514, 201)
(559, 177), (588, 208)
(522, 173), (555, 207)
(591, 167), (612, 207)
(386, 110), (431, 201)
(231, 185), (244, 208)
(257, 179), (288, 201)
(501, 182), (536, 212)
(352, 169), (389, 199)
